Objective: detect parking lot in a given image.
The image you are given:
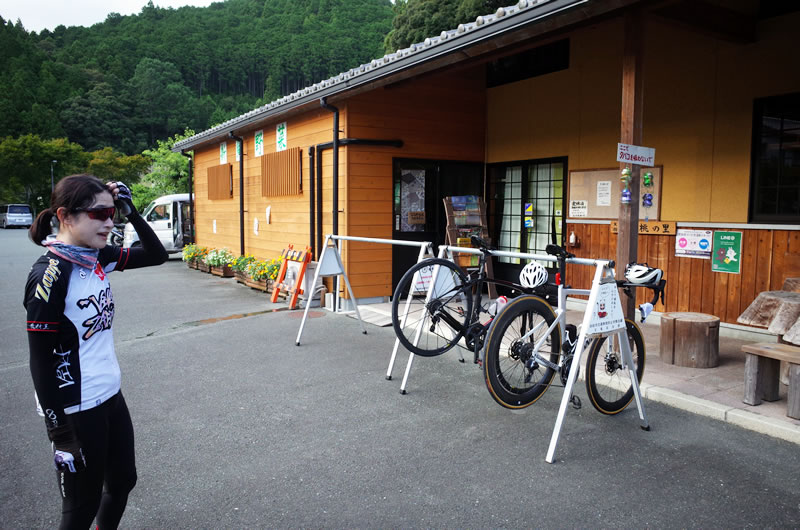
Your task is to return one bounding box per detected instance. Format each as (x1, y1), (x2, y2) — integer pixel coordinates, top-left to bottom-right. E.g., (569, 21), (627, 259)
(2, 229), (799, 527)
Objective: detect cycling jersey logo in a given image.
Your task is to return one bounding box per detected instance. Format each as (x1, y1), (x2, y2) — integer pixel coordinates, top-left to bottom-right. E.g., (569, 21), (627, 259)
(54, 350), (75, 388)
(77, 287), (114, 340)
(34, 259), (61, 303)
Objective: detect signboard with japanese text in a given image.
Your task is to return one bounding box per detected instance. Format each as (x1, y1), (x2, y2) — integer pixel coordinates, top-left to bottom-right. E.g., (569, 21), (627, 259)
(569, 200), (588, 217)
(596, 181), (611, 206)
(712, 231), (742, 274)
(276, 122), (287, 151)
(587, 280), (626, 337)
(235, 141), (240, 162)
(675, 229), (713, 259)
(219, 142), (227, 164)
(254, 130), (264, 157)
(611, 220), (676, 235)
(617, 143), (655, 166)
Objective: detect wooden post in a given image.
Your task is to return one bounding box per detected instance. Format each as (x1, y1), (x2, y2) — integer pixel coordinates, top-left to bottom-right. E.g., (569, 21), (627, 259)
(617, 10), (644, 319)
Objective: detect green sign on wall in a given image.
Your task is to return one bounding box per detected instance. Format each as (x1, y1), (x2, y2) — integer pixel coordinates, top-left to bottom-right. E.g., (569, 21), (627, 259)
(711, 231), (742, 274)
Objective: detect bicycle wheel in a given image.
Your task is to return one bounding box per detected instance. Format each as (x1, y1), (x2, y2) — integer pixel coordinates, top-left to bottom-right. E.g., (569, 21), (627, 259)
(585, 319), (645, 415)
(483, 295), (561, 409)
(391, 258), (473, 357)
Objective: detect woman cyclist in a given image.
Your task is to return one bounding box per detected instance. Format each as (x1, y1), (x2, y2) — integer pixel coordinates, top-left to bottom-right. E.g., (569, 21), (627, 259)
(24, 174), (167, 529)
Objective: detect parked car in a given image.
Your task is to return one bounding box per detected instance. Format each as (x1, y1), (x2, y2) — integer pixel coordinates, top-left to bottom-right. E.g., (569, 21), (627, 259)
(123, 193), (191, 253)
(0, 204), (33, 228)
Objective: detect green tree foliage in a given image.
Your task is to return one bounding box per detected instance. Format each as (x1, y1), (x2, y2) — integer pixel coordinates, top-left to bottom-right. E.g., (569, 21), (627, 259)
(131, 129), (196, 211)
(0, 0), (394, 154)
(87, 147), (151, 184)
(0, 135), (91, 210)
(384, 0), (509, 53)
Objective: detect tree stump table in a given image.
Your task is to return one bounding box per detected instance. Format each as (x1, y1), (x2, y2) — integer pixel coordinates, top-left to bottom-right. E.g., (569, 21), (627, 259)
(660, 312), (720, 368)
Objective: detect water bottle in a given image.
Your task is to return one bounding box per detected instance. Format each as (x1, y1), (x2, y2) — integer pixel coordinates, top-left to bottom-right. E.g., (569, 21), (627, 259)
(488, 296), (508, 317)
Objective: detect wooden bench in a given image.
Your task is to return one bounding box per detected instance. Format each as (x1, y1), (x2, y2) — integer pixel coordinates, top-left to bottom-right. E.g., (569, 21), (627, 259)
(741, 342), (800, 419)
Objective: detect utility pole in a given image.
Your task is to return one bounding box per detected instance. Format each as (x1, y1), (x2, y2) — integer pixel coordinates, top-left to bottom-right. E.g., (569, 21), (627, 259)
(50, 160), (57, 191)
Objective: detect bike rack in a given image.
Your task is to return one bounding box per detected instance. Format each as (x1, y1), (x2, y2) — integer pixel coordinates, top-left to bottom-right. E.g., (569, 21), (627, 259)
(294, 235), (434, 369)
(397, 245), (649, 463)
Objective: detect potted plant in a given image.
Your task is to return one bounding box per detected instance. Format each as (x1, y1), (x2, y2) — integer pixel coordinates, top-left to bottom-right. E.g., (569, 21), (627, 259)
(231, 254), (256, 284)
(196, 246), (211, 272)
(245, 257), (282, 291)
(182, 244), (199, 269)
(206, 248), (235, 277)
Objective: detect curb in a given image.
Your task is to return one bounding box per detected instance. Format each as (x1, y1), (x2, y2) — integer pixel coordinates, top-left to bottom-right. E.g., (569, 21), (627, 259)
(641, 383), (800, 445)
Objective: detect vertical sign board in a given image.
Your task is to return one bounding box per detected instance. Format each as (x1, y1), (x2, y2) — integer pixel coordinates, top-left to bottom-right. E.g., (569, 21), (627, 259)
(712, 231), (742, 274)
(235, 140), (241, 162)
(276, 122), (287, 152)
(254, 130), (264, 157)
(219, 142), (227, 164)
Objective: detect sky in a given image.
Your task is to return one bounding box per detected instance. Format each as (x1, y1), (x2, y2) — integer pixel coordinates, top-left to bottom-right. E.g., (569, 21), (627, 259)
(0, 0), (219, 33)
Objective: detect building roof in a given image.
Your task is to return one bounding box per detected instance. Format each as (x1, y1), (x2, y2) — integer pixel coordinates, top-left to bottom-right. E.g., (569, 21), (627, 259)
(172, 0), (592, 153)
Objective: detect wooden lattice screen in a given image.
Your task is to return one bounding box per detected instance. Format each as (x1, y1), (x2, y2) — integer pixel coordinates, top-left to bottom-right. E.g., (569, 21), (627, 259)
(207, 163), (232, 199)
(262, 147), (302, 197)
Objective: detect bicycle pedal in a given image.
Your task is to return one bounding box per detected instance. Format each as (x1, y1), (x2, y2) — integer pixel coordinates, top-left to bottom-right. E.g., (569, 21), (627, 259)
(570, 394), (582, 410)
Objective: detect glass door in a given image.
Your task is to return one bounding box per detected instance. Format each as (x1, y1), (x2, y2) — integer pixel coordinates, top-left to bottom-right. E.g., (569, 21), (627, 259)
(488, 157), (566, 281)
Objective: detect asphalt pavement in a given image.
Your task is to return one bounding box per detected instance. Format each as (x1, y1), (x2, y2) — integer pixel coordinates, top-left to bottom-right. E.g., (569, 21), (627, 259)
(1, 228), (799, 528)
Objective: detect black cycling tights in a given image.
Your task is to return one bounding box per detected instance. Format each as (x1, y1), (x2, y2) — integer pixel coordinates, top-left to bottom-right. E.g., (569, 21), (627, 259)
(58, 392), (137, 530)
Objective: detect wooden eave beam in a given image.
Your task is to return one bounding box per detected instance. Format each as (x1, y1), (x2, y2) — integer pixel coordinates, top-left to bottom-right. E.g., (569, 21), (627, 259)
(651, 0), (756, 43)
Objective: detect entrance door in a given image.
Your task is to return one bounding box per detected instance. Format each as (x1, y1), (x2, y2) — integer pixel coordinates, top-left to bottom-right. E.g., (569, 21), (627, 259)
(392, 158), (482, 290)
(488, 157), (567, 283)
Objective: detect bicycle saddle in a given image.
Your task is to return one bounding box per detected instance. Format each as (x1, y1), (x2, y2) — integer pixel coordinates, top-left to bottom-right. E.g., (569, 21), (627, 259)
(470, 235), (493, 251)
(545, 244), (574, 259)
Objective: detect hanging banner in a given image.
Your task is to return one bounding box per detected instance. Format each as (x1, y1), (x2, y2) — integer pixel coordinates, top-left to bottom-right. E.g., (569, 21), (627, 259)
(219, 142), (227, 164)
(254, 130), (264, 157)
(235, 141), (241, 162)
(712, 231), (742, 274)
(276, 122), (287, 152)
(675, 229), (713, 259)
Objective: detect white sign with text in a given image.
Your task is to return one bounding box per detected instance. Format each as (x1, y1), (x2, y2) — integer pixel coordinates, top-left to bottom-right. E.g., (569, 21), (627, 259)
(617, 143), (655, 166)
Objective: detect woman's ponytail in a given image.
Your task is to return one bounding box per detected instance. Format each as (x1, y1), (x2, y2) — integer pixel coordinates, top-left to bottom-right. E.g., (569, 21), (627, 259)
(29, 208), (55, 246)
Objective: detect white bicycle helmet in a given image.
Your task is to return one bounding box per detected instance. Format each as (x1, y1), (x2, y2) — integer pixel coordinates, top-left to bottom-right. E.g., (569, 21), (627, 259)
(519, 261), (548, 288)
(624, 262), (663, 285)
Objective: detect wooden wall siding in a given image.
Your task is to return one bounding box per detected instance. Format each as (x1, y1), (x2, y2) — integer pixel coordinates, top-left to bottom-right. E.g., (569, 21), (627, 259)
(565, 223), (800, 325)
(207, 163), (232, 200)
(342, 67), (486, 299)
(192, 109), (341, 258)
(262, 147), (302, 197)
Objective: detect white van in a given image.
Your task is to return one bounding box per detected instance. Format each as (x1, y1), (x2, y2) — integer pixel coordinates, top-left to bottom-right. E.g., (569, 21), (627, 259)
(0, 204), (34, 228)
(123, 193), (191, 253)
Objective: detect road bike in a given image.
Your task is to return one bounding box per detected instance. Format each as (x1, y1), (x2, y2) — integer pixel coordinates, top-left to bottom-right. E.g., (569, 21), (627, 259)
(482, 244), (665, 414)
(391, 236), (541, 362)
(390, 236), (665, 415)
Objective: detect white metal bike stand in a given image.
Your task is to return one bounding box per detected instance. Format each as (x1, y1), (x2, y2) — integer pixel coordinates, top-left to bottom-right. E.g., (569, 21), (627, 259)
(295, 235), (366, 345)
(545, 261), (650, 463)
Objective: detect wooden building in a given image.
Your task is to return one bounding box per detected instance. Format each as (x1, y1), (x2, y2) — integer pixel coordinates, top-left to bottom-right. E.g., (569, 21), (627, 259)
(173, 0), (800, 326)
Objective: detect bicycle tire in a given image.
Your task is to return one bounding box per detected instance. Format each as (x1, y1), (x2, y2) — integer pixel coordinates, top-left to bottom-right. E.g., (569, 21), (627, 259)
(483, 295), (561, 409)
(391, 258), (473, 357)
(585, 319), (645, 415)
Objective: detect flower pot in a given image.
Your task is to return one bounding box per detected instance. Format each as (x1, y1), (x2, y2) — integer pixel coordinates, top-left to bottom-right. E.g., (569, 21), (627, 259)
(210, 264), (234, 277)
(244, 277), (272, 292)
(186, 260), (196, 269)
(234, 270), (248, 284)
(197, 262), (211, 273)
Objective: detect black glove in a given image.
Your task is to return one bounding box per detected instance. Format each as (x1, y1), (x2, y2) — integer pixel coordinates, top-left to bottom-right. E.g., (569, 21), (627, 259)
(48, 425), (86, 473)
(114, 181), (138, 219)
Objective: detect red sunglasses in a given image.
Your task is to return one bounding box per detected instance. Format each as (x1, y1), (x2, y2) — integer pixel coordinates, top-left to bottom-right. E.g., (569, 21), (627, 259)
(74, 206), (116, 221)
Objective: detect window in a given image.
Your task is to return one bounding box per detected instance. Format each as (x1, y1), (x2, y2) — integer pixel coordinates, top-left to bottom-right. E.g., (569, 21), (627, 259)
(147, 204), (169, 222)
(486, 39), (569, 88)
(488, 158), (566, 264)
(750, 93), (800, 223)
